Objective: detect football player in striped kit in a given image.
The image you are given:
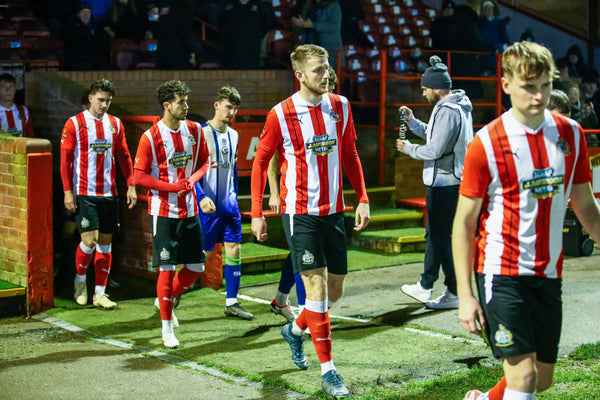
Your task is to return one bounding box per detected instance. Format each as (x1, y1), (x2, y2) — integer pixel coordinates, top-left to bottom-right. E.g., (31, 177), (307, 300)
(193, 86), (254, 320)
(454, 41), (600, 400)
(134, 80), (211, 349)
(60, 79), (137, 309)
(0, 73), (33, 137)
(251, 44), (370, 398)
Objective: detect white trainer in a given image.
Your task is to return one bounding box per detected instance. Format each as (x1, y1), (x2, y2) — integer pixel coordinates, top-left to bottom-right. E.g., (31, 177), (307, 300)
(154, 297), (179, 329)
(162, 329), (179, 349)
(426, 291), (459, 309)
(401, 282), (433, 303)
(74, 279), (87, 305)
(92, 293), (117, 309)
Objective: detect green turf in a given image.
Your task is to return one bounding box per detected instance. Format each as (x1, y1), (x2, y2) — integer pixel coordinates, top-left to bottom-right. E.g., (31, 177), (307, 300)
(45, 289), (600, 399)
(0, 280), (21, 290)
(358, 227), (426, 238)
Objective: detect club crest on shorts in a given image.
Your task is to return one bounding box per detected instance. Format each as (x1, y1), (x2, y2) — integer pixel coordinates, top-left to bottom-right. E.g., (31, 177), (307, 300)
(160, 248), (170, 261)
(301, 250), (315, 265)
(494, 324), (514, 347)
(80, 217), (90, 228)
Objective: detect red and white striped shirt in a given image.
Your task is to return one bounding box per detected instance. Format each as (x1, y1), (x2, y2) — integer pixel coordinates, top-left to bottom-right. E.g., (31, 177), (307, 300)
(134, 119), (210, 219)
(251, 92), (368, 217)
(0, 103), (32, 137)
(60, 110), (133, 196)
(460, 109), (592, 278)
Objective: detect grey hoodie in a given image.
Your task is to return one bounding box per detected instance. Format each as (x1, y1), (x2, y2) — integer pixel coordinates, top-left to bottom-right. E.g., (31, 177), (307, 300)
(403, 89), (474, 186)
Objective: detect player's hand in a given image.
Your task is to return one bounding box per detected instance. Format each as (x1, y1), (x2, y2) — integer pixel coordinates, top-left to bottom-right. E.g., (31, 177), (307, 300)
(64, 190), (76, 213)
(458, 295), (486, 336)
(175, 179), (190, 196)
(268, 194), (281, 214)
(126, 186), (137, 209)
(399, 106), (413, 121)
(396, 138), (411, 152)
(354, 202), (370, 231)
(251, 217), (268, 242)
(200, 197), (216, 213)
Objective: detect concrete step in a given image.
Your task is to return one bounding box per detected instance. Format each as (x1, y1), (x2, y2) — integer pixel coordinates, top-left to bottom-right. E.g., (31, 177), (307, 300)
(0, 281), (26, 318)
(352, 227), (426, 254)
(346, 208), (423, 231)
(395, 197), (427, 227)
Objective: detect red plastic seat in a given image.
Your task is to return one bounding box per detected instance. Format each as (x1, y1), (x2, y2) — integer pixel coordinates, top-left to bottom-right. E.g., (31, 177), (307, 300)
(111, 38), (139, 70)
(266, 29), (298, 67)
(20, 20), (50, 37)
(136, 39), (158, 69)
(0, 35), (34, 49)
(0, 20), (18, 36)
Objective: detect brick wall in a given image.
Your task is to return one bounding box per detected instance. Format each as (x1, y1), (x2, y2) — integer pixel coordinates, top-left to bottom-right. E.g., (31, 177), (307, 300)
(0, 136), (29, 287)
(394, 156), (427, 200)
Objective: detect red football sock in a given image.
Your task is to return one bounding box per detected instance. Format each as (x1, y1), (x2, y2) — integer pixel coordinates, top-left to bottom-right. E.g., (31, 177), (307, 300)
(75, 242), (95, 275)
(172, 266), (201, 298)
(157, 270), (175, 321)
(488, 377), (507, 400)
(94, 249), (112, 287)
(295, 309), (308, 330)
(304, 309), (332, 364)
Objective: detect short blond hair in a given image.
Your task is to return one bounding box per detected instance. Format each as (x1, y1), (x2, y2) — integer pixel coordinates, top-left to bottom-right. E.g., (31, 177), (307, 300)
(290, 44), (328, 72)
(502, 41), (558, 81)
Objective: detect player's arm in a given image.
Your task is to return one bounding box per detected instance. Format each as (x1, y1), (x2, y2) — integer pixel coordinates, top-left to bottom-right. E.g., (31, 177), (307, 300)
(570, 182), (600, 243)
(452, 194), (485, 336)
(133, 135), (188, 192)
(60, 119), (77, 212)
(340, 116), (370, 231)
(403, 107), (460, 160)
(251, 110), (280, 241)
(114, 118), (137, 209)
(267, 153), (280, 214)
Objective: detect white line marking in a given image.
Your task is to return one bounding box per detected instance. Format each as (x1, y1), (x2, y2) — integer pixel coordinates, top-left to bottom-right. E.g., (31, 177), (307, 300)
(235, 293), (486, 346)
(33, 313), (309, 400)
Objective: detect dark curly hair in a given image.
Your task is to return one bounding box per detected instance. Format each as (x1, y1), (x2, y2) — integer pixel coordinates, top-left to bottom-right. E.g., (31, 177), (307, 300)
(157, 80), (191, 106)
(89, 79), (115, 96)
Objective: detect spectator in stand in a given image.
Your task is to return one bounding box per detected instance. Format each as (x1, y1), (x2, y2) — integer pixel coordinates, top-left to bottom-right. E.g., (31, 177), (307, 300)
(103, 0), (149, 42)
(553, 58), (573, 92)
(579, 71), (600, 119)
(65, 2), (111, 71)
(291, 0), (343, 68)
(0, 73), (33, 137)
(35, 0), (79, 38)
(556, 44), (590, 79)
(220, 0), (276, 70)
(291, 0), (318, 45)
(87, 0), (114, 26)
(339, 0), (373, 48)
(519, 28), (534, 42)
(149, 0), (199, 70)
(478, 0), (510, 75)
(567, 84), (599, 129)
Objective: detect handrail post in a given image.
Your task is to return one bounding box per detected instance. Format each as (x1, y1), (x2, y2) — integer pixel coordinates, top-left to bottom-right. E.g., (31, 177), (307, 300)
(495, 52), (502, 117)
(378, 49), (387, 185)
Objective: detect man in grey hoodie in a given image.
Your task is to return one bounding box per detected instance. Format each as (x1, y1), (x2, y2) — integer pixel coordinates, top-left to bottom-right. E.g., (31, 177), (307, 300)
(396, 55), (474, 309)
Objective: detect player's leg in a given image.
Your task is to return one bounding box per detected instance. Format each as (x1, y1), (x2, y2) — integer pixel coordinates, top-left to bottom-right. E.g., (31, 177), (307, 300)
(157, 264), (178, 348)
(73, 196), (99, 305)
(271, 254), (298, 323)
(90, 196), (120, 309)
(221, 214), (253, 319)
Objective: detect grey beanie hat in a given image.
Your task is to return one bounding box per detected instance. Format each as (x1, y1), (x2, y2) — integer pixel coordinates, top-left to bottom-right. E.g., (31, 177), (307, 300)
(420, 55), (452, 89)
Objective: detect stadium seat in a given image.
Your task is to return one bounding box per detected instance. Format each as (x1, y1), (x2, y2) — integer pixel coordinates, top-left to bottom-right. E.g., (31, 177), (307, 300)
(266, 29), (298, 67)
(136, 38), (158, 69)
(0, 35), (34, 50)
(345, 53), (371, 72)
(0, 20), (18, 36)
(110, 38), (139, 70)
(32, 36), (64, 51)
(20, 20), (50, 37)
(271, 0), (293, 7)
(273, 6), (292, 28)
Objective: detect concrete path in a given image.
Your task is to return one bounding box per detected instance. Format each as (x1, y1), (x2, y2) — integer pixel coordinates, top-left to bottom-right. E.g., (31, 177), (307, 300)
(1, 253), (599, 400)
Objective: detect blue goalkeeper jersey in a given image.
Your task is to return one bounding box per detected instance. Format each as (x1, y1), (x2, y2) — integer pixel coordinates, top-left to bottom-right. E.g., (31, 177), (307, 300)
(194, 122), (240, 216)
